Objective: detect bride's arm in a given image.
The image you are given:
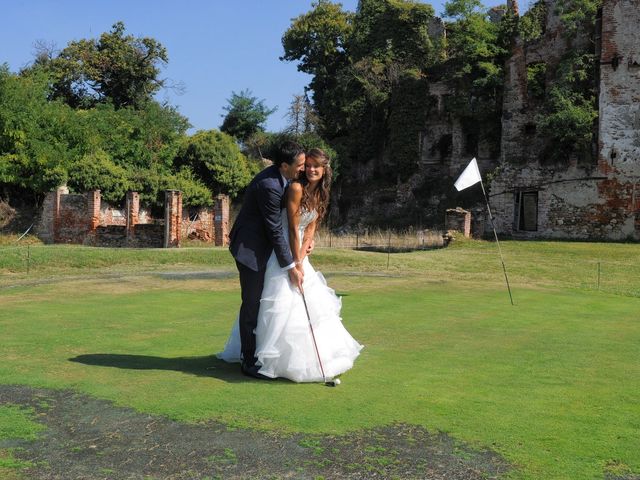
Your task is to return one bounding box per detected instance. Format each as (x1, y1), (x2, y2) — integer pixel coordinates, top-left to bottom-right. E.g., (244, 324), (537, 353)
(286, 182), (304, 268)
(299, 219), (317, 261)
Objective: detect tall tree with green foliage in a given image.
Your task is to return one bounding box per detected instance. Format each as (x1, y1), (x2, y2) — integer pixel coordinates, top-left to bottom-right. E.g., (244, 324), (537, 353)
(29, 21), (168, 109)
(442, 0), (507, 105)
(283, 0), (437, 180)
(281, 0), (354, 139)
(0, 66), (76, 201)
(0, 64), (211, 206)
(220, 89), (276, 143)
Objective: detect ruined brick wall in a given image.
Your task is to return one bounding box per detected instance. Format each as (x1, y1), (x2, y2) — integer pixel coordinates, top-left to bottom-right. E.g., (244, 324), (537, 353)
(35, 186), (88, 244)
(92, 226), (127, 247)
(99, 206), (151, 227)
(91, 224), (164, 248)
(214, 194), (230, 247)
(88, 191), (163, 247)
(445, 208), (471, 237)
(37, 189), (172, 247)
(128, 224), (164, 248)
(164, 190), (182, 248)
(36, 191), (57, 243)
(182, 207), (214, 242)
(100, 205), (127, 226)
(36, 188), (230, 247)
(56, 193), (89, 243)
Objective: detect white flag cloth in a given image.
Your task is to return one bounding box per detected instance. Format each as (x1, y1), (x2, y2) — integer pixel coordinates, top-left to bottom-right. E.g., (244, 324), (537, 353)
(454, 158), (482, 191)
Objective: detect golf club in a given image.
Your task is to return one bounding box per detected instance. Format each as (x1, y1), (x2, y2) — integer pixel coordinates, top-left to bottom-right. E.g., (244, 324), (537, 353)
(301, 290), (338, 387)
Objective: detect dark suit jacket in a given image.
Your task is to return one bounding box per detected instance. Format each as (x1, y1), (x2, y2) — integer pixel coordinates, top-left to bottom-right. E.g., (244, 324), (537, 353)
(229, 164), (294, 272)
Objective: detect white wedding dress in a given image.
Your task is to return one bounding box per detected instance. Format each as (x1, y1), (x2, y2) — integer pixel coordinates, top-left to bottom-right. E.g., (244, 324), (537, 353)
(218, 209), (363, 382)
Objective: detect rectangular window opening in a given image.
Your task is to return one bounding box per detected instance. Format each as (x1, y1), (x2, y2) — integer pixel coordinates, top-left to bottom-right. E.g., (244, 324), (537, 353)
(514, 191), (538, 231)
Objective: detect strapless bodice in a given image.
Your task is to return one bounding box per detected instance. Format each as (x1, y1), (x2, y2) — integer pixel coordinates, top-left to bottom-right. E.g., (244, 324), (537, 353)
(281, 209), (318, 245)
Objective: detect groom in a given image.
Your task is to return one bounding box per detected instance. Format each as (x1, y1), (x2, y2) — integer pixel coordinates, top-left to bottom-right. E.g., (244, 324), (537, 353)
(229, 140), (306, 379)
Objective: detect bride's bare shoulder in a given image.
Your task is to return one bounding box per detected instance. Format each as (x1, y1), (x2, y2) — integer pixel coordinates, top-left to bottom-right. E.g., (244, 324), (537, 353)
(288, 181), (303, 193)
(286, 181), (304, 200)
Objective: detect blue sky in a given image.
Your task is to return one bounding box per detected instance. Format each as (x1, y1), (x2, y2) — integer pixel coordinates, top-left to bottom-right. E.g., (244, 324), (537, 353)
(2, 0), (506, 133)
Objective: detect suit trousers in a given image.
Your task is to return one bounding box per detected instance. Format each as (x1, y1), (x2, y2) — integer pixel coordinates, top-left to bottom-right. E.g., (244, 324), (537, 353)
(236, 260), (266, 365)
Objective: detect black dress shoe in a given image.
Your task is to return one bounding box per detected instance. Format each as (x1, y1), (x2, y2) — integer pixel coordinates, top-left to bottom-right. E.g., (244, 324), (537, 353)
(241, 362), (275, 380)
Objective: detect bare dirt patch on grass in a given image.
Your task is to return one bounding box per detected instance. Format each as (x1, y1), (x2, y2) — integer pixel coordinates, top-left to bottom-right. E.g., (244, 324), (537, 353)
(1, 385), (510, 479)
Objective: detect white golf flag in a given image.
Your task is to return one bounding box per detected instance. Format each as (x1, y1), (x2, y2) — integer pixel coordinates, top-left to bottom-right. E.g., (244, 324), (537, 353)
(454, 158), (482, 191)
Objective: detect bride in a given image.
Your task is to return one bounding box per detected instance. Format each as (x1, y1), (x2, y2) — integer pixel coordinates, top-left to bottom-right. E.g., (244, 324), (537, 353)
(218, 148), (363, 382)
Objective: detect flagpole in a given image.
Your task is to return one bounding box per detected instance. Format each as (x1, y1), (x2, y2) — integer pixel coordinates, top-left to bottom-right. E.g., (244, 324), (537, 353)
(479, 179), (514, 306)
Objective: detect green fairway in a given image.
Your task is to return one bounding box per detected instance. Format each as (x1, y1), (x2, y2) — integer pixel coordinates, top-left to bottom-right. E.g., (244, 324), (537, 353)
(1, 240), (639, 479)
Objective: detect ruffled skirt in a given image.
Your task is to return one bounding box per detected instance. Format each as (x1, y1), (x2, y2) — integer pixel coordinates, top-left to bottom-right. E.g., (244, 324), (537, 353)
(218, 253), (363, 382)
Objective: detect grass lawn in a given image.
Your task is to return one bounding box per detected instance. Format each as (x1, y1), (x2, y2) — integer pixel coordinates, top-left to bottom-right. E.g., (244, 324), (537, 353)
(1, 239), (639, 479)
(0, 405), (44, 479)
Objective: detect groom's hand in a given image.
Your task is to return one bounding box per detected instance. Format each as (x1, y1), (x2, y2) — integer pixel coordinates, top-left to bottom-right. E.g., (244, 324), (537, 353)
(288, 266), (304, 292)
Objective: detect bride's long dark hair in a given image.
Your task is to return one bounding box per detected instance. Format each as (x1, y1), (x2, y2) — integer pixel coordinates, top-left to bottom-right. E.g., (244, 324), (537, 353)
(298, 148), (332, 223)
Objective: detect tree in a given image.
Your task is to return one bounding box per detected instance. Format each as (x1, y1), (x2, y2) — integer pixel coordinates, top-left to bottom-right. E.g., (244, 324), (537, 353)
(0, 63), (202, 206)
(285, 94), (320, 135)
(442, 0), (506, 95)
(250, 131), (339, 178)
(350, 0), (436, 66)
(281, 0), (353, 138)
(175, 130), (255, 198)
(0, 66), (74, 201)
(68, 150), (130, 204)
(29, 21), (168, 109)
(283, 0), (438, 179)
(220, 89), (276, 143)
(437, 0), (507, 159)
(539, 52), (598, 163)
(554, 0), (603, 36)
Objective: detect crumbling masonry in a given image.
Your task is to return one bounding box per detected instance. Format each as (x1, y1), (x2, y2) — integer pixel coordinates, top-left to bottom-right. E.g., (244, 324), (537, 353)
(339, 0), (639, 241)
(489, 0), (640, 240)
(36, 188), (230, 247)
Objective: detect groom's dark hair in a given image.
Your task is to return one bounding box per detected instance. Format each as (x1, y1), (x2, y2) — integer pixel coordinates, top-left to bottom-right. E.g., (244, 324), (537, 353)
(273, 141), (304, 167)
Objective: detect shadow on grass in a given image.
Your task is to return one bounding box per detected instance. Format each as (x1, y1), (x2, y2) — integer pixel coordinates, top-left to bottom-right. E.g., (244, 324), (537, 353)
(69, 354), (249, 383)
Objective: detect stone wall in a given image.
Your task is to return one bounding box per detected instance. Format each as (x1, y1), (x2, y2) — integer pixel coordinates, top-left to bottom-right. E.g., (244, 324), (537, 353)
(487, 0), (640, 241)
(597, 0), (640, 237)
(488, 164), (617, 239)
(129, 224), (165, 248)
(92, 226), (127, 247)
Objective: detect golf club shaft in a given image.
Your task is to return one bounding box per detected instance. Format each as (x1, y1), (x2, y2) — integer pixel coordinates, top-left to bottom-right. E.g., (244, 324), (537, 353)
(301, 290), (327, 383)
